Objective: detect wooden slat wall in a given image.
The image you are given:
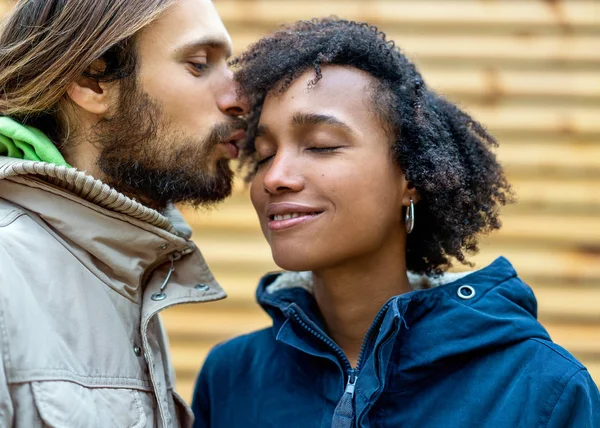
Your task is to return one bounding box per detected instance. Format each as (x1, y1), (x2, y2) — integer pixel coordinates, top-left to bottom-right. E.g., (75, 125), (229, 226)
(165, 0), (600, 402)
(2, 0), (598, 403)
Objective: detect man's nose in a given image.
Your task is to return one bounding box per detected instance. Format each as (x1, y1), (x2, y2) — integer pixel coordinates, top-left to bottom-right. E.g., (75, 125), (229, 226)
(216, 70), (250, 117)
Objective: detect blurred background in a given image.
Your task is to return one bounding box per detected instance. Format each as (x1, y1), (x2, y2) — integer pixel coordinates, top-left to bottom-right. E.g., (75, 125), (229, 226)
(169, 0), (600, 401)
(2, 0), (599, 403)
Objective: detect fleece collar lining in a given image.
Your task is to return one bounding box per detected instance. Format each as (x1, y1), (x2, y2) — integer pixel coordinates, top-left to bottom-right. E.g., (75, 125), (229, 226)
(265, 269), (476, 295)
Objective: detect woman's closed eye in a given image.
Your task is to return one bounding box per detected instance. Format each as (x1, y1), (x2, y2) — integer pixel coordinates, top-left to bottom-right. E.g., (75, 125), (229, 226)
(256, 154), (274, 167)
(308, 146), (342, 153)
(256, 146), (343, 169)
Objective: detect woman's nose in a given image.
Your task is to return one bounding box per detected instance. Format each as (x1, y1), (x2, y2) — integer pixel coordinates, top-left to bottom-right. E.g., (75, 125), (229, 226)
(262, 154), (305, 195)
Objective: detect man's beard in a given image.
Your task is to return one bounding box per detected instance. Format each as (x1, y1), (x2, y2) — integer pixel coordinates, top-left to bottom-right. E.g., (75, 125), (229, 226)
(94, 78), (246, 212)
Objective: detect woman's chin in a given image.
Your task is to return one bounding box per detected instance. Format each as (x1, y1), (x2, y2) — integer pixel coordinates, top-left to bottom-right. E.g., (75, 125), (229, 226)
(272, 251), (319, 273)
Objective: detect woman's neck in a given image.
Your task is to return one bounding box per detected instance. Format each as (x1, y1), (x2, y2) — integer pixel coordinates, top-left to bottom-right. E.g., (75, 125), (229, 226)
(312, 250), (413, 368)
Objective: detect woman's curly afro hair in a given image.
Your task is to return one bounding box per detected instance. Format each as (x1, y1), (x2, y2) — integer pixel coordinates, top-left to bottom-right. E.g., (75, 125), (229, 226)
(231, 18), (514, 275)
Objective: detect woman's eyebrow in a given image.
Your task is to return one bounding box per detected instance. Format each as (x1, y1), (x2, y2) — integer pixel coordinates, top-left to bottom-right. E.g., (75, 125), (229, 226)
(291, 112), (355, 135)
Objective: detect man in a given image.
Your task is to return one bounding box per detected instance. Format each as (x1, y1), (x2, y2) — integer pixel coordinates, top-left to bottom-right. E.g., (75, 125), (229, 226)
(0, 0), (248, 426)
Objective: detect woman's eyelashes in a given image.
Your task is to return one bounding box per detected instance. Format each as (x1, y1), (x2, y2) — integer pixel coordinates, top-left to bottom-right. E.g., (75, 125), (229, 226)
(256, 146), (343, 169)
(308, 146), (342, 153)
(256, 154), (274, 167)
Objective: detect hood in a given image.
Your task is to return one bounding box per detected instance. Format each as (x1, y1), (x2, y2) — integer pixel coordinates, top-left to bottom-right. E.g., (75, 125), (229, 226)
(256, 257), (551, 383)
(0, 116), (70, 166)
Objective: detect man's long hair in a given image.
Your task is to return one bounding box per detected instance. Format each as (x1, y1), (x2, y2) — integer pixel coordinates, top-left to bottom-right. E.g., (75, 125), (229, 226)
(0, 0), (177, 144)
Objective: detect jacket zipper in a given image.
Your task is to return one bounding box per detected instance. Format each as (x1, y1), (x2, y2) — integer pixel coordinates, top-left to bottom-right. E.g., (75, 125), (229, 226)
(291, 299), (393, 396)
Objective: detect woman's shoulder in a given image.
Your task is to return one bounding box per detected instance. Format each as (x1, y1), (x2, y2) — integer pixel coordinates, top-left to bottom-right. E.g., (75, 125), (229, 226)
(205, 327), (275, 364)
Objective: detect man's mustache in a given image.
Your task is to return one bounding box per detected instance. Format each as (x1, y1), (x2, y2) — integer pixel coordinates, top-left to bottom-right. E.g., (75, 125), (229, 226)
(205, 117), (248, 149)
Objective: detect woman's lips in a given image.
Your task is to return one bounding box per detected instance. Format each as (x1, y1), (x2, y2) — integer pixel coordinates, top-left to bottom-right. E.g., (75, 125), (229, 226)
(267, 212), (322, 231)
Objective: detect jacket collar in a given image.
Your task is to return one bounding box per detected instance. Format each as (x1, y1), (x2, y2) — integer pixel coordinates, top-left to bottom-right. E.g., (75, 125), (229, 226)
(0, 157), (174, 231)
(0, 157), (224, 304)
(257, 257), (550, 388)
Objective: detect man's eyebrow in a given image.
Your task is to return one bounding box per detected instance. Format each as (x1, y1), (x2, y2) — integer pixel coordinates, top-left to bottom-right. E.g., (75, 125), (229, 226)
(291, 112), (354, 134)
(175, 36), (233, 58)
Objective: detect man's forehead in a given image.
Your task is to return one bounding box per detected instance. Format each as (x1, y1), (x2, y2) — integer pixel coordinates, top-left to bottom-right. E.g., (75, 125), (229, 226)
(140, 0), (233, 55)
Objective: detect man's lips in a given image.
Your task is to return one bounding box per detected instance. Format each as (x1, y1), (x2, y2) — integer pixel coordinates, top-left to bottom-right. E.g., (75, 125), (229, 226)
(218, 129), (246, 159)
(266, 203), (324, 231)
(218, 141), (239, 159)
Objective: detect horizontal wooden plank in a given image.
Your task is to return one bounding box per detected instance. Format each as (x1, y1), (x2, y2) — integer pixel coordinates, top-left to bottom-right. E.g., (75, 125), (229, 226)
(587, 362), (600, 387)
(495, 213), (600, 247)
(162, 305), (270, 339)
(543, 322), (600, 355)
(426, 70), (600, 101)
(535, 287), (600, 322)
(496, 141), (600, 173)
(170, 343), (213, 376)
(462, 105), (600, 135)
(507, 179), (600, 212)
(0, 4), (11, 16)
(216, 1), (600, 29)
(174, 377), (196, 406)
(228, 31), (600, 65)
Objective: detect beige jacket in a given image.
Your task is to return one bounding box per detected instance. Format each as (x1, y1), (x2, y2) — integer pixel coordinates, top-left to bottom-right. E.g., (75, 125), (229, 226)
(0, 158), (226, 427)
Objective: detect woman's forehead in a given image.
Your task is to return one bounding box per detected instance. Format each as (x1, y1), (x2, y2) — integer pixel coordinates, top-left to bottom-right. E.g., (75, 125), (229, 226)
(260, 66), (381, 130)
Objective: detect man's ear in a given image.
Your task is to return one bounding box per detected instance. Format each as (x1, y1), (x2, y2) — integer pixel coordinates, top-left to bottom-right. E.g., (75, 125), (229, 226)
(66, 59), (115, 115)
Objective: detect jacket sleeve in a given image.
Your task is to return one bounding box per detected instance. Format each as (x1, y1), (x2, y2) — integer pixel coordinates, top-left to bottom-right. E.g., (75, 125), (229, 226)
(546, 369), (600, 427)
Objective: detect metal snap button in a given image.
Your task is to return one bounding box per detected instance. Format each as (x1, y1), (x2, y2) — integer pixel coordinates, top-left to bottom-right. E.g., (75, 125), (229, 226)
(457, 285), (476, 300)
(195, 283), (210, 291)
(133, 346), (142, 357)
(151, 292), (167, 301)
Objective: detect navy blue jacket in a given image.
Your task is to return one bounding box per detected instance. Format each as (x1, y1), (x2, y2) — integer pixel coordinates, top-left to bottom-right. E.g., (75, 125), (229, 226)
(192, 257), (600, 427)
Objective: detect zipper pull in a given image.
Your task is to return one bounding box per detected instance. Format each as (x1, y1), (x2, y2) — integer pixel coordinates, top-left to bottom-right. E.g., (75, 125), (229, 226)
(332, 369), (358, 428)
(151, 251), (181, 301)
(345, 369), (358, 397)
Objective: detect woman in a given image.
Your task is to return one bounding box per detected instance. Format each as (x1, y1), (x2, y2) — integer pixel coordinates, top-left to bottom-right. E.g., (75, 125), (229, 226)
(192, 19), (599, 427)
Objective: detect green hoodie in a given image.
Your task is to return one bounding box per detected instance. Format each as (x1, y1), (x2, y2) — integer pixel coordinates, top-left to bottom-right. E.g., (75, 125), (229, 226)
(0, 116), (70, 167)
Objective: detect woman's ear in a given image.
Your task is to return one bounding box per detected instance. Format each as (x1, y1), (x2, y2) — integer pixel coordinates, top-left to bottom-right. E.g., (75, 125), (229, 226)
(66, 59), (115, 116)
(401, 181), (419, 207)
